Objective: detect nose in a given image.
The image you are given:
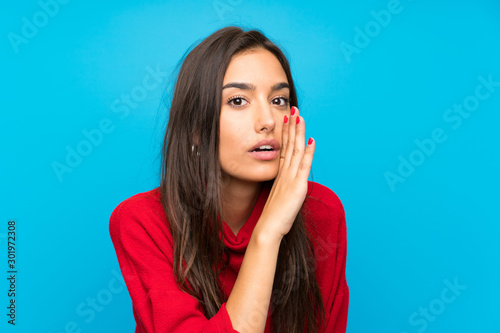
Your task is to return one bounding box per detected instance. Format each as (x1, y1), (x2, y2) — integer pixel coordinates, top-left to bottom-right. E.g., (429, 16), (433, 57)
(254, 100), (276, 132)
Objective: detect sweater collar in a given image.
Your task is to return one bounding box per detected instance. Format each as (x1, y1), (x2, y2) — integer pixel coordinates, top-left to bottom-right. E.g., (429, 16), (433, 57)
(221, 181), (271, 253)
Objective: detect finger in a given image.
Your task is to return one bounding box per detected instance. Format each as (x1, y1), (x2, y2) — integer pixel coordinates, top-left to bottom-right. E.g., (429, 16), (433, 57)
(289, 114), (305, 172)
(278, 113), (289, 175)
(283, 106), (299, 168)
(296, 137), (315, 181)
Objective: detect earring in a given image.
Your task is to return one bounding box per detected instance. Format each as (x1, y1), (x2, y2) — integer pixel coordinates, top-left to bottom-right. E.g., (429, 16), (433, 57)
(191, 144), (200, 156)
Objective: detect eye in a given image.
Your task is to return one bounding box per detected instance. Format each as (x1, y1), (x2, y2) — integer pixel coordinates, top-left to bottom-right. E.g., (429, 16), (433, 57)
(273, 96), (290, 108)
(227, 95), (248, 108)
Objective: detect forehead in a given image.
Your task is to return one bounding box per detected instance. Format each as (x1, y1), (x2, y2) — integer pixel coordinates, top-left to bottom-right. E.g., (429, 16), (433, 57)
(223, 48), (287, 84)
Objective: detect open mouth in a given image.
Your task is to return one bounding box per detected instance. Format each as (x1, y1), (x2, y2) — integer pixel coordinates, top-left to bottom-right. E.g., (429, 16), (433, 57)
(248, 145), (279, 160)
(250, 145), (274, 152)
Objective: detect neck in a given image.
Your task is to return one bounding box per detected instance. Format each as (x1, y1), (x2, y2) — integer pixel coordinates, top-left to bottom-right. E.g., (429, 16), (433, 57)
(221, 177), (263, 236)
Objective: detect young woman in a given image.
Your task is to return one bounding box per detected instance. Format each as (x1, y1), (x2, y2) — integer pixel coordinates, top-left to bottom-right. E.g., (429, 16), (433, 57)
(109, 26), (349, 333)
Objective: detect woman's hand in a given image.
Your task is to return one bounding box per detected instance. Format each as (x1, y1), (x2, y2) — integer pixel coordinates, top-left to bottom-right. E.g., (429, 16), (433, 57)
(257, 106), (315, 240)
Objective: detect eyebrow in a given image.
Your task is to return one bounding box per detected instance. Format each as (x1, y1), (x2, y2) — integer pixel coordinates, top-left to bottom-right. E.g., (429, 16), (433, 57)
(222, 82), (290, 91)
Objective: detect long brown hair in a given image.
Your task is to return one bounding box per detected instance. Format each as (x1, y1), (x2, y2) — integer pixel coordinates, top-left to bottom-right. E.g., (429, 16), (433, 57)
(160, 26), (325, 333)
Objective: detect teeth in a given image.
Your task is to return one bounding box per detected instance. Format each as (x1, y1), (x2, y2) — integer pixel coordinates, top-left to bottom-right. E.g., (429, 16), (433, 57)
(251, 144), (275, 152)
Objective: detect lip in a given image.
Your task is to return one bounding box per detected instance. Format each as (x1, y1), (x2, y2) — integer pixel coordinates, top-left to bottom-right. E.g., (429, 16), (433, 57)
(248, 150), (280, 161)
(248, 138), (280, 152)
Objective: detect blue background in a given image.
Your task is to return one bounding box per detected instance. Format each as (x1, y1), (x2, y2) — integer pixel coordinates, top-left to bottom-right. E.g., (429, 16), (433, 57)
(2, 0), (499, 332)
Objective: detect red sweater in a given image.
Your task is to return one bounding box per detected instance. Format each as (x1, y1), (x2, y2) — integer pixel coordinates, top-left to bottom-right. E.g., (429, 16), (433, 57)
(109, 181), (349, 332)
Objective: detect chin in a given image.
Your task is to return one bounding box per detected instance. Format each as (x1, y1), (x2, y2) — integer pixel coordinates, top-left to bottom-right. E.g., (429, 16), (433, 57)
(221, 159), (279, 182)
(248, 168), (279, 182)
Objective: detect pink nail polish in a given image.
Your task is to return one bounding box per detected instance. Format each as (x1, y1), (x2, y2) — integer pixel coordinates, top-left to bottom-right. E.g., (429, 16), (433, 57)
(291, 106), (295, 116)
(308, 138), (313, 145)
(284, 115), (288, 124)
(296, 116), (300, 124)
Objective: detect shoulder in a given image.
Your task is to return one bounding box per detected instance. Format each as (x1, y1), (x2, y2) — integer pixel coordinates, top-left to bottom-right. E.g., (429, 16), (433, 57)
(110, 187), (163, 219)
(302, 181), (347, 245)
(109, 187), (166, 236)
(305, 181), (345, 222)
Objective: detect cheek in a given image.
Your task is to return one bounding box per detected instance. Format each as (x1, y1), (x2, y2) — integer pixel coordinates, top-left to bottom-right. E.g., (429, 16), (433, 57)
(220, 112), (250, 146)
(219, 117), (238, 145)
(276, 120), (283, 132)
(219, 115), (243, 162)
(275, 120), (284, 139)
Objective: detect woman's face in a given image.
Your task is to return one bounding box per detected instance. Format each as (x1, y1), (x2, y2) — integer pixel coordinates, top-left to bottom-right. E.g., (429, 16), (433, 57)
(219, 48), (291, 184)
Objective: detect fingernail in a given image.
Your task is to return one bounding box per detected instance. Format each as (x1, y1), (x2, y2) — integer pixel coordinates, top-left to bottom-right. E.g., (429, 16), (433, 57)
(296, 116), (300, 124)
(284, 115), (288, 124)
(291, 106), (295, 116)
(308, 137), (313, 145)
